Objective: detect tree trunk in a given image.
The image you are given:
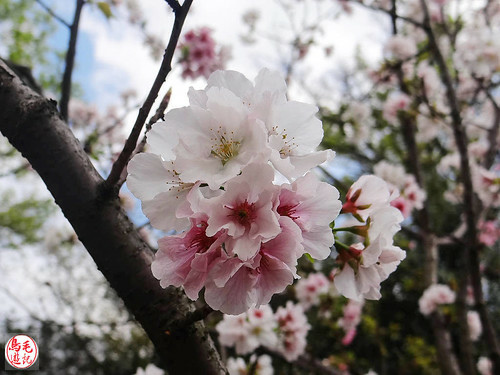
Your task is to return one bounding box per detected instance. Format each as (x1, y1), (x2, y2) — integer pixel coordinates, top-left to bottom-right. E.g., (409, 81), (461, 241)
(0, 59), (227, 375)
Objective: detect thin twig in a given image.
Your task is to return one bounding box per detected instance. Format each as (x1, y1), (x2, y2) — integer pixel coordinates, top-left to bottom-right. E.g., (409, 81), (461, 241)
(35, 0), (71, 28)
(115, 89), (172, 188)
(105, 1), (192, 191)
(60, 0), (85, 122)
(135, 88), (172, 155)
(317, 165), (348, 192)
(479, 85), (500, 169)
(347, 0), (424, 28)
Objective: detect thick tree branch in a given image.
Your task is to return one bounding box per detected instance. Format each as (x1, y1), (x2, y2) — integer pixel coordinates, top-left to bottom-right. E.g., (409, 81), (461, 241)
(0, 60), (226, 375)
(60, 0), (85, 122)
(105, 0), (192, 190)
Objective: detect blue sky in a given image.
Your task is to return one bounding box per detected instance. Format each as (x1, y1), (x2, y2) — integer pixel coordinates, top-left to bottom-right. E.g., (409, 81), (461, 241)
(40, 0), (389, 112)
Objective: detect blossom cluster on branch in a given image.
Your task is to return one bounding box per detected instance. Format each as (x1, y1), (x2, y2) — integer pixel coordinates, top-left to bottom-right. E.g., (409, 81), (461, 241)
(127, 68), (406, 315)
(128, 68), (344, 314)
(178, 27), (230, 80)
(216, 303), (310, 361)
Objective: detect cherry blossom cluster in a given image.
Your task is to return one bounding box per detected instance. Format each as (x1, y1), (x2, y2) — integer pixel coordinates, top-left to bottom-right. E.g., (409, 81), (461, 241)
(128, 68), (340, 314)
(333, 175), (406, 301)
(216, 303), (310, 361)
(373, 161), (426, 218)
(178, 27), (230, 80)
(477, 356), (493, 375)
(134, 364), (164, 375)
(227, 355), (273, 375)
(478, 220), (500, 247)
(418, 284), (456, 316)
(382, 92), (411, 125)
(337, 299), (364, 346)
(295, 272), (331, 310)
(467, 311), (483, 342)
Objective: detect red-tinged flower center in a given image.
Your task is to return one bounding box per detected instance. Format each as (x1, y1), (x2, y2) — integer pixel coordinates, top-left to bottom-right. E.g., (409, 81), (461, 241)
(277, 203), (299, 220)
(189, 222), (217, 253)
(278, 312), (295, 327)
(254, 310), (263, 318)
(227, 200), (257, 227)
(341, 200), (357, 214)
(306, 285), (316, 292)
(391, 199), (406, 213)
(337, 246), (363, 265)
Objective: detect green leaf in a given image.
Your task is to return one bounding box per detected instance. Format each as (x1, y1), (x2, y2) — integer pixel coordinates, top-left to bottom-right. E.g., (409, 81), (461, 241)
(97, 2), (112, 19)
(304, 253), (315, 263)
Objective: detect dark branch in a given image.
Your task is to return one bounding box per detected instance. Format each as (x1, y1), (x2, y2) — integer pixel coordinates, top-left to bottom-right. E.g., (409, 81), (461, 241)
(165, 0), (181, 13)
(35, 0), (71, 28)
(115, 89), (172, 189)
(390, 12), (461, 375)
(60, 0), (85, 122)
(419, 0), (500, 372)
(256, 346), (342, 375)
(0, 59), (226, 375)
(105, 0), (193, 190)
(168, 305), (214, 331)
(480, 85), (500, 169)
(348, 0), (424, 28)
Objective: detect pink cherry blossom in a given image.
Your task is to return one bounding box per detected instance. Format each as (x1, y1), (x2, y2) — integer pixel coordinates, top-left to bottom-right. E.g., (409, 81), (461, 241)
(338, 299), (364, 346)
(216, 305), (277, 354)
(275, 301), (310, 361)
(277, 172), (341, 259)
(192, 69), (334, 180)
(384, 35), (417, 60)
(477, 357), (492, 375)
(178, 27), (229, 80)
(467, 311), (482, 341)
(374, 161), (426, 218)
(334, 207), (405, 300)
(227, 355), (274, 375)
(342, 175), (393, 222)
(341, 328), (357, 346)
(127, 142), (192, 232)
(390, 197), (411, 218)
(162, 90), (271, 190)
(338, 299), (364, 332)
(418, 284), (456, 316)
(202, 163), (281, 260)
(382, 92), (411, 124)
(204, 217), (302, 314)
(134, 364), (164, 375)
(216, 313), (258, 354)
(478, 220), (500, 247)
(151, 215), (226, 300)
(295, 272), (330, 310)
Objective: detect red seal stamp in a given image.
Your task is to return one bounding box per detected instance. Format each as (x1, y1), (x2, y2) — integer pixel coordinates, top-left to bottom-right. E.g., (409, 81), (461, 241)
(5, 334), (38, 369)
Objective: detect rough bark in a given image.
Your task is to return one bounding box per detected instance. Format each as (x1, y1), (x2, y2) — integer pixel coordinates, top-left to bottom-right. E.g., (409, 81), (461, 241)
(0, 59), (227, 375)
